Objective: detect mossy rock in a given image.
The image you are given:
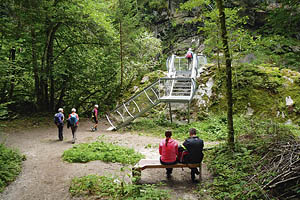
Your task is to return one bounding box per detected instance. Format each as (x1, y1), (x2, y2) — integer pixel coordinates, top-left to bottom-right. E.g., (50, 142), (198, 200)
(209, 63), (300, 120)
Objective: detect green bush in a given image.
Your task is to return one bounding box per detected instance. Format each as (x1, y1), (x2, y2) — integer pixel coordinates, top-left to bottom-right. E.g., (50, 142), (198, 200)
(202, 120), (300, 199)
(204, 144), (261, 199)
(62, 141), (144, 164)
(0, 144), (25, 192)
(69, 174), (170, 199)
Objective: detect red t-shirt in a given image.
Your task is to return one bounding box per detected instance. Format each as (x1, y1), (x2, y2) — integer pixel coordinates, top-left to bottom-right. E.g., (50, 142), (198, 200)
(159, 138), (178, 163)
(93, 108), (98, 118)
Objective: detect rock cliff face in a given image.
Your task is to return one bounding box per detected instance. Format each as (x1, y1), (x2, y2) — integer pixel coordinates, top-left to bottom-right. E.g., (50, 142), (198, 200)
(140, 0), (203, 56)
(192, 63), (300, 125)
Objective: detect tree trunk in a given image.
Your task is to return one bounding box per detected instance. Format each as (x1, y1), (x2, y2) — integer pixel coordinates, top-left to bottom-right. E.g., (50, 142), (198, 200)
(216, 0), (235, 150)
(119, 0), (124, 90)
(31, 27), (42, 109)
(120, 20), (123, 89)
(8, 47), (16, 99)
(40, 22), (61, 112)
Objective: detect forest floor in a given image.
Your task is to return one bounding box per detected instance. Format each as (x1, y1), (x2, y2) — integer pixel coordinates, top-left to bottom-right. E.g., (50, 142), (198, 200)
(0, 118), (213, 200)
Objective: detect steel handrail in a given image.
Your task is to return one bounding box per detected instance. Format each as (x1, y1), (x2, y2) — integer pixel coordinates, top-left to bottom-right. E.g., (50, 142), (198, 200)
(111, 79), (160, 112)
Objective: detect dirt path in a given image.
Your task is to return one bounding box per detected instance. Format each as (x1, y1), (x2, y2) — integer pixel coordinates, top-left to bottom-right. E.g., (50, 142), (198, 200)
(0, 119), (212, 200)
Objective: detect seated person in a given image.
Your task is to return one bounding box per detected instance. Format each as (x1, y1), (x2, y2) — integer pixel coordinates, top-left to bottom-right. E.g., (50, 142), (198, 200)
(159, 130), (178, 178)
(183, 128), (204, 183)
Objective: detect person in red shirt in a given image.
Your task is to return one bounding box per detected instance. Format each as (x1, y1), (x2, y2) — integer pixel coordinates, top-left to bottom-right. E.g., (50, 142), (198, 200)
(159, 130), (178, 178)
(91, 104), (98, 132)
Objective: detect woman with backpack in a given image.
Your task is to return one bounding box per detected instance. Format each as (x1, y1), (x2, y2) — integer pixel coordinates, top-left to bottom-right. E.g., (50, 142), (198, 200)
(54, 108), (64, 141)
(159, 130), (178, 178)
(185, 48), (193, 69)
(68, 108), (79, 144)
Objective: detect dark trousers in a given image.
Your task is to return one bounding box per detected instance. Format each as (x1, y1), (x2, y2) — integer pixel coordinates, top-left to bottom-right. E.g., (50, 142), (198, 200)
(191, 168), (199, 180)
(71, 126), (77, 139)
(58, 125), (64, 140)
(160, 157), (177, 175)
(186, 154), (203, 181)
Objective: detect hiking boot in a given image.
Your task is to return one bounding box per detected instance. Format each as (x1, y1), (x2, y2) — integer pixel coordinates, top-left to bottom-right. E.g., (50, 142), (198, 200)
(192, 179), (199, 183)
(72, 138), (75, 144)
(91, 128), (95, 132)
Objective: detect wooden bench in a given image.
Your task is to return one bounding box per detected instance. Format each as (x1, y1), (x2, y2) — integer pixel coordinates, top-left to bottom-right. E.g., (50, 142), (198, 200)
(132, 159), (202, 179)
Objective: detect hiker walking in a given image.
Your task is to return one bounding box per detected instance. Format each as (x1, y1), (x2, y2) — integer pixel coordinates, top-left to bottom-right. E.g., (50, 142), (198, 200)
(54, 108), (65, 141)
(68, 108), (79, 144)
(185, 48), (193, 69)
(91, 104), (98, 132)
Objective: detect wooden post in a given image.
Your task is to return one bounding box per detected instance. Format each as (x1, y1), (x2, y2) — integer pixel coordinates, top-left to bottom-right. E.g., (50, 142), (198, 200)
(188, 102), (190, 123)
(199, 163), (202, 181)
(169, 103), (172, 123)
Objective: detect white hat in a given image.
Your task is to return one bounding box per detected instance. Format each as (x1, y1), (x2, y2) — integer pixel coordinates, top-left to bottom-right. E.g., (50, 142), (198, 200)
(58, 108), (63, 112)
(95, 104), (99, 108)
(71, 108), (76, 112)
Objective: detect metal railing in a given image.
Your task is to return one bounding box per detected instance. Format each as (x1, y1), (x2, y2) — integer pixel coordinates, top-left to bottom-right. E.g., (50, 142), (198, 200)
(106, 54), (207, 129)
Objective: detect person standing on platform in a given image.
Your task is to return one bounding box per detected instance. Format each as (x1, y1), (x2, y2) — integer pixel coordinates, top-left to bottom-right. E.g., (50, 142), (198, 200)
(185, 48), (194, 69)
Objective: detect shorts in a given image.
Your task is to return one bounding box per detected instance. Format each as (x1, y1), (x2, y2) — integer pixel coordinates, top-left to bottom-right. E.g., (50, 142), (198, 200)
(93, 117), (98, 124)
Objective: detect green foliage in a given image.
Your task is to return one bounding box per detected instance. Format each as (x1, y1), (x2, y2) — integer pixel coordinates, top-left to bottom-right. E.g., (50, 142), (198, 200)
(0, 144), (25, 193)
(62, 141), (144, 164)
(211, 63), (300, 122)
(254, 34), (300, 70)
(127, 114), (230, 141)
(181, 0), (256, 64)
(0, 0), (162, 115)
(204, 145), (260, 199)
(0, 103), (10, 120)
(202, 119), (300, 199)
(69, 174), (170, 199)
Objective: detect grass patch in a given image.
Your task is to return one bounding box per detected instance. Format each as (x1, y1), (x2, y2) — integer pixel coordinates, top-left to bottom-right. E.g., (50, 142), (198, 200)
(0, 144), (25, 192)
(62, 141), (144, 164)
(126, 114), (256, 142)
(69, 174), (170, 199)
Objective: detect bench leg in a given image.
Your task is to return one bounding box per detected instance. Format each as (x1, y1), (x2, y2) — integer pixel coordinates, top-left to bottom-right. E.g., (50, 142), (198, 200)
(198, 163), (202, 181)
(132, 168), (141, 183)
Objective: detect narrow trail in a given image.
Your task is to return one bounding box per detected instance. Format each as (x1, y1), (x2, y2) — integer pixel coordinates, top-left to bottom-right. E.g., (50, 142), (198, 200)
(0, 119), (212, 200)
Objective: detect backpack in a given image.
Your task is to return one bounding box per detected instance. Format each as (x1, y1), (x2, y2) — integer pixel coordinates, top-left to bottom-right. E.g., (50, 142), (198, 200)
(54, 113), (60, 124)
(69, 113), (78, 126)
(186, 52), (192, 59)
(177, 146), (189, 163)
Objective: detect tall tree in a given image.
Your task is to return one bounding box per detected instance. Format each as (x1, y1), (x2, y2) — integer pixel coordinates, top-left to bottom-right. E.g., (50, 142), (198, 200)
(216, 0), (234, 150)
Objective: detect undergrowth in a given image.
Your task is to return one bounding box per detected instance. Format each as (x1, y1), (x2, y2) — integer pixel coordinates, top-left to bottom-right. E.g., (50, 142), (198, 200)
(125, 114), (279, 142)
(69, 174), (170, 199)
(62, 141), (144, 164)
(126, 114), (229, 141)
(201, 120), (300, 200)
(0, 144), (25, 192)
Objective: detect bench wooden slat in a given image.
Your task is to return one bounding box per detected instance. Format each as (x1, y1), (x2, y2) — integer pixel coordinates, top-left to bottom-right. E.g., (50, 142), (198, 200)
(133, 159), (201, 170)
(132, 159), (202, 181)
